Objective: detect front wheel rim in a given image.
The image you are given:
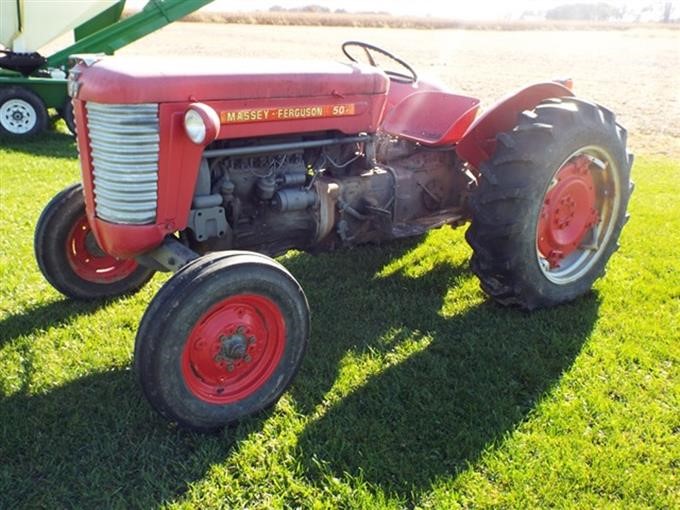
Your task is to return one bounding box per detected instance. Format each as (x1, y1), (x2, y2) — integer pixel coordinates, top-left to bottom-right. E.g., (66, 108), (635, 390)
(66, 215), (139, 283)
(181, 294), (286, 405)
(0, 99), (37, 134)
(536, 146), (621, 285)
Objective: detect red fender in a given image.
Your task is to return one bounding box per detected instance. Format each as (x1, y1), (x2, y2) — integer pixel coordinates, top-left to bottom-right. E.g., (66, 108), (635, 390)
(456, 82), (574, 169)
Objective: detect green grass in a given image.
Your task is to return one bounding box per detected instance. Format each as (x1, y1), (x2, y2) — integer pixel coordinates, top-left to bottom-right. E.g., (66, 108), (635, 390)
(1, 129), (678, 509)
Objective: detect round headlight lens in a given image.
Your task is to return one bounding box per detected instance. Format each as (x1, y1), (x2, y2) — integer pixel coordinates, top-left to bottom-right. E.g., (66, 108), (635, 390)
(184, 108), (207, 144)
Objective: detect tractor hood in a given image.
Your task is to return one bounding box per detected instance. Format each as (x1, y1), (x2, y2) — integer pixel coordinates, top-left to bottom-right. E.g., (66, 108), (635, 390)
(71, 56), (389, 104)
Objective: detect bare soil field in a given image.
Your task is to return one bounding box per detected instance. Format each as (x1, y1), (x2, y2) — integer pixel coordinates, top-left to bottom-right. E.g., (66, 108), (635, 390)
(110, 23), (678, 157)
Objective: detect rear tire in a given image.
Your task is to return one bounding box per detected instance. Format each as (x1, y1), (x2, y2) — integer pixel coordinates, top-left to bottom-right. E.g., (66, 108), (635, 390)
(35, 184), (155, 300)
(134, 251), (310, 432)
(466, 97), (633, 309)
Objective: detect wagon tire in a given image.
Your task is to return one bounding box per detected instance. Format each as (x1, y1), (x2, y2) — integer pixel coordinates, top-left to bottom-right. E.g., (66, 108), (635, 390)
(59, 99), (76, 135)
(35, 183), (155, 300)
(466, 96), (633, 309)
(0, 86), (48, 137)
(134, 251), (310, 432)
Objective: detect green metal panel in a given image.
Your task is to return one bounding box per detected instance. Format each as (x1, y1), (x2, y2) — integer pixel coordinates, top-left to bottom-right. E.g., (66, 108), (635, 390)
(74, 1), (126, 41)
(0, 74), (68, 108)
(46, 0), (214, 69)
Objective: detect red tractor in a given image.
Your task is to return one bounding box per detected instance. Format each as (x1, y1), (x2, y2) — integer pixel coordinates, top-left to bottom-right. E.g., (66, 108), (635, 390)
(35, 43), (633, 431)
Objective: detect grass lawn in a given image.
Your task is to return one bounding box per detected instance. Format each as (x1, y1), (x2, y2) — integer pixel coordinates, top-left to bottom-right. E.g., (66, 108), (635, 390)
(1, 127), (678, 509)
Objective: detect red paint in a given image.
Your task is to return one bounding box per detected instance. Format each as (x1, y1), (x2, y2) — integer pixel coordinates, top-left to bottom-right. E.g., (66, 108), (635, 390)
(181, 294), (286, 405)
(66, 214), (139, 282)
(73, 57), (392, 259)
(456, 82), (574, 168)
(537, 155), (599, 267)
(76, 56), (388, 104)
(74, 99), (96, 225)
(384, 76), (449, 110)
(75, 99), (204, 258)
(91, 219), (167, 259)
(381, 91), (480, 146)
(72, 57), (573, 262)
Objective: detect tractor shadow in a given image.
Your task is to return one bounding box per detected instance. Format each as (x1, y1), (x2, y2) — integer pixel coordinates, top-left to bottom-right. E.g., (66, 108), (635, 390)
(0, 236), (600, 507)
(284, 239), (600, 500)
(0, 368), (248, 508)
(0, 298), (110, 347)
(0, 129), (76, 159)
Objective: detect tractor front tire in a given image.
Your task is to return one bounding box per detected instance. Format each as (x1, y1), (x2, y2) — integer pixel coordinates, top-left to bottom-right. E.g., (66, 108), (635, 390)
(134, 251), (310, 432)
(466, 97), (633, 309)
(35, 184), (155, 300)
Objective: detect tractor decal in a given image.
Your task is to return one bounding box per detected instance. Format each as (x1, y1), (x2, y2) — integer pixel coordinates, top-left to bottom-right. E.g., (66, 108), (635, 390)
(220, 103), (357, 124)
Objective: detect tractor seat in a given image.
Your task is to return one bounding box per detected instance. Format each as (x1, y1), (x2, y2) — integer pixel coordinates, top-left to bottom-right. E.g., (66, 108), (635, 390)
(381, 91), (480, 146)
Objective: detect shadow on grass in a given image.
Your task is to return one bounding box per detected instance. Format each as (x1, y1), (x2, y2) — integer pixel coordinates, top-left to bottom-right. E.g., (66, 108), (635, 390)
(0, 237), (600, 507)
(0, 368), (253, 508)
(0, 298), (109, 346)
(0, 129), (77, 159)
(285, 242), (600, 501)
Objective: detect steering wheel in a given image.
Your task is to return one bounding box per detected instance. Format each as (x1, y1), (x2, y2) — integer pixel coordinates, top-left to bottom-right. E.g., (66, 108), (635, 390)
(342, 41), (418, 84)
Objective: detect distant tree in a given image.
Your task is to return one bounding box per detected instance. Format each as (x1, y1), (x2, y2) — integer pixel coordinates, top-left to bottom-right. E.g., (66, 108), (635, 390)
(300, 5), (331, 13)
(546, 2), (622, 21)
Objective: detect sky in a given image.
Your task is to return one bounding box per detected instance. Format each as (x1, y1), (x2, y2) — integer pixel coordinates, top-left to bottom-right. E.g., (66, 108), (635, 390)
(140, 0), (679, 20)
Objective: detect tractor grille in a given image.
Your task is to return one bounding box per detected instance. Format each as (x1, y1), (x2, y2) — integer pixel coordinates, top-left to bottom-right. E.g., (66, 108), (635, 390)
(86, 102), (159, 225)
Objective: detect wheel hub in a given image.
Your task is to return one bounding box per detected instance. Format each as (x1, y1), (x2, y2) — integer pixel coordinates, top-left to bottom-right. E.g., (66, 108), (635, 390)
(181, 294), (285, 404)
(0, 99), (37, 134)
(538, 155), (599, 267)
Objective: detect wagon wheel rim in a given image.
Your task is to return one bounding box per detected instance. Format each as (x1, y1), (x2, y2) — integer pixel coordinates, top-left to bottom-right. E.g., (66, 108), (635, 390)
(66, 214), (139, 283)
(536, 146), (621, 284)
(181, 294), (286, 405)
(0, 98), (37, 134)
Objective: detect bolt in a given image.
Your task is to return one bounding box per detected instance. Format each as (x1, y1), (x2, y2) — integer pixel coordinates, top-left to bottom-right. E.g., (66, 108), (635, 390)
(226, 362), (234, 372)
(244, 354), (252, 363)
(247, 336), (256, 345)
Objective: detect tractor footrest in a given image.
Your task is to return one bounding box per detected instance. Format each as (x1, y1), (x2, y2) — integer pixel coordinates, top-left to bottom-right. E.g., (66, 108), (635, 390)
(391, 209), (465, 238)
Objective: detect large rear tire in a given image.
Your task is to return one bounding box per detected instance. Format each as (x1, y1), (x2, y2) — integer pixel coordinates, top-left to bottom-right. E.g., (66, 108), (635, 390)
(35, 184), (155, 300)
(466, 97), (633, 309)
(134, 251), (310, 432)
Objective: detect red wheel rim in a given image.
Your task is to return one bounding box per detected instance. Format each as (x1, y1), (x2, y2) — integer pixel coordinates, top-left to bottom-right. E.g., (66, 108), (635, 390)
(66, 215), (138, 283)
(181, 294), (286, 404)
(538, 154), (599, 268)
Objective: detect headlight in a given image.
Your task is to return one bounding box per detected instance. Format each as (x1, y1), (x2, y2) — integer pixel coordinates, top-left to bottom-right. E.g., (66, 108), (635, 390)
(184, 103), (220, 145)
